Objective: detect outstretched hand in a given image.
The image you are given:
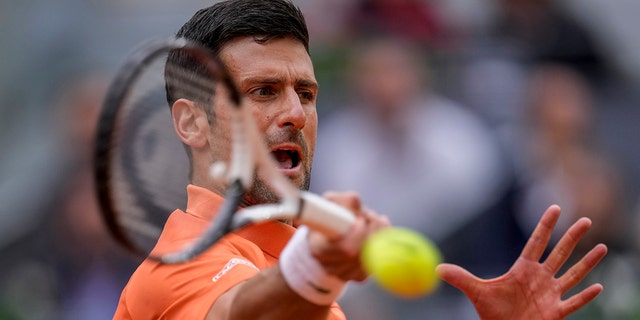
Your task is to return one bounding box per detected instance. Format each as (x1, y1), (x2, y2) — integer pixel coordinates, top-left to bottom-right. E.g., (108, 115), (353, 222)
(437, 205), (608, 320)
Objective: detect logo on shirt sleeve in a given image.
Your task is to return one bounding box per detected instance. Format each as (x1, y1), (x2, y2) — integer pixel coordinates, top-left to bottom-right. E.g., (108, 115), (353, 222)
(212, 258), (260, 282)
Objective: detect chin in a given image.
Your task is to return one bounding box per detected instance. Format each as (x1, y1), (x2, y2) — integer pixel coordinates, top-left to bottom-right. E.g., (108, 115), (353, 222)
(292, 172), (311, 191)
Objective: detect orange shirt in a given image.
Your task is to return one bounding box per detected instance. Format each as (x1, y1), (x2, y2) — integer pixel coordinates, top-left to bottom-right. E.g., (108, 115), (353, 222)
(114, 184), (346, 319)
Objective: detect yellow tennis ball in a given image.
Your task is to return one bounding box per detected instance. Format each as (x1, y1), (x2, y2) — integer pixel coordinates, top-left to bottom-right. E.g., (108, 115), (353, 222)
(361, 227), (442, 298)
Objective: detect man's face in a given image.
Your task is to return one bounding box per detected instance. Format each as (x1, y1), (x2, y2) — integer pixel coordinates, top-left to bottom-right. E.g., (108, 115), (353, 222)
(210, 36), (318, 206)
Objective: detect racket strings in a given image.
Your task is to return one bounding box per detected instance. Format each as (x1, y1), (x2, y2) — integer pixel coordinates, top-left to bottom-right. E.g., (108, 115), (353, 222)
(108, 51), (206, 253)
(97, 39), (248, 260)
(164, 61), (218, 106)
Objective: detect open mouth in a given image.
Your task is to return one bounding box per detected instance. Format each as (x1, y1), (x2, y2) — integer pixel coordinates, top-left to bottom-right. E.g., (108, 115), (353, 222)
(271, 148), (301, 170)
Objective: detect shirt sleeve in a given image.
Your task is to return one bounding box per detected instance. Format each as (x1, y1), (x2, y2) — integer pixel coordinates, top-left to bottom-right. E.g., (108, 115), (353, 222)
(119, 235), (266, 320)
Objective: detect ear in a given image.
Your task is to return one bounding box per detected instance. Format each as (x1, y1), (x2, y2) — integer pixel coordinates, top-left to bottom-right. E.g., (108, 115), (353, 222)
(172, 98), (209, 148)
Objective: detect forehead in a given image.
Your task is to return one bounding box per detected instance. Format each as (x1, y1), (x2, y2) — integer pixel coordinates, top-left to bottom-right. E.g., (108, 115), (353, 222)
(218, 36), (316, 85)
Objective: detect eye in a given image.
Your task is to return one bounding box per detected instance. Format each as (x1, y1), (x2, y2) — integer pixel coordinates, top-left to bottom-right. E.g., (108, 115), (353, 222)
(250, 87), (276, 98)
(297, 90), (315, 103)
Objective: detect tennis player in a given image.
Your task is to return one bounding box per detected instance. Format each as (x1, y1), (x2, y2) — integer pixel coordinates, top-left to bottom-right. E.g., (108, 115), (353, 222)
(113, 1), (607, 319)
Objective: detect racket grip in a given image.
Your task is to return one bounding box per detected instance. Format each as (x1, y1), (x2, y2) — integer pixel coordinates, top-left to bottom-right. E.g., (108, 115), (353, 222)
(298, 192), (356, 240)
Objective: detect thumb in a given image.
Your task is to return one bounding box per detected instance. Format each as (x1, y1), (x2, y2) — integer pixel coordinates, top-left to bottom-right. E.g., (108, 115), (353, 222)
(436, 263), (481, 297)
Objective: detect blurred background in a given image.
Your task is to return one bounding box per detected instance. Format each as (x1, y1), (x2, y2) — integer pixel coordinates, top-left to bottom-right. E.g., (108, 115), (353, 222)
(1, 0), (639, 319)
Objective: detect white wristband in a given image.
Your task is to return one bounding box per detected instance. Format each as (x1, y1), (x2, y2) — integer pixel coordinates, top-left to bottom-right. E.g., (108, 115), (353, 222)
(280, 226), (346, 306)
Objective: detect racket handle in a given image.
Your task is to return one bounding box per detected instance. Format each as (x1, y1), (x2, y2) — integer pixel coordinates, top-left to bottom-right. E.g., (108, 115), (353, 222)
(298, 191), (357, 240)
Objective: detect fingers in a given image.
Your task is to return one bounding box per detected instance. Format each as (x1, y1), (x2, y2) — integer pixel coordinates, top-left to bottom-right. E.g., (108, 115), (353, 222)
(323, 191), (362, 213)
(520, 204), (561, 261)
(336, 216), (369, 256)
(558, 243), (608, 294)
(436, 263), (481, 302)
(308, 219), (369, 281)
(327, 207), (390, 257)
(322, 190), (391, 241)
(543, 217), (593, 274)
(310, 191), (391, 282)
(361, 206), (391, 231)
(560, 283), (604, 318)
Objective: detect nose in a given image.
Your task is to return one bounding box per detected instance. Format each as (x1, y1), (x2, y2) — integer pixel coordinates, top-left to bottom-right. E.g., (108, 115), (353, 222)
(277, 88), (306, 130)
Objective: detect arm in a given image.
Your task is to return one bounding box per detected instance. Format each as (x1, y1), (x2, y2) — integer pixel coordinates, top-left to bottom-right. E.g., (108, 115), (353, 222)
(437, 205), (608, 320)
(206, 266), (333, 320)
(206, 191), (390, 320)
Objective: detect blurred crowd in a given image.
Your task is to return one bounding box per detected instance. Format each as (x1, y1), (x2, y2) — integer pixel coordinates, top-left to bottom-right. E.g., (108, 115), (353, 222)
(2, 0), (640, 319)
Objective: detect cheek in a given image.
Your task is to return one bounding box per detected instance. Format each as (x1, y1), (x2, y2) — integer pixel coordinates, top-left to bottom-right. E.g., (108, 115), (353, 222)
(208, 109), (234, 160)
(249, 106), (272, 131)
(304, 111), (318, 153)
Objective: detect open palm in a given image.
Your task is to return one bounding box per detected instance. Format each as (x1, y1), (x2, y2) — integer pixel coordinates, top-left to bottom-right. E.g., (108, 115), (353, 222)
(437, 205), (608, 320)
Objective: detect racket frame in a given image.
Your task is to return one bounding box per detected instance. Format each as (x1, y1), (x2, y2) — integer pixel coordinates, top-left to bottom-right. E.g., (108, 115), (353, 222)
(95, 37), (354, 264)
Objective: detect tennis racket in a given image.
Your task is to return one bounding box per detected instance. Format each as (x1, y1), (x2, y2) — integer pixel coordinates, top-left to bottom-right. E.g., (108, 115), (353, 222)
(94, 37), (355, 264)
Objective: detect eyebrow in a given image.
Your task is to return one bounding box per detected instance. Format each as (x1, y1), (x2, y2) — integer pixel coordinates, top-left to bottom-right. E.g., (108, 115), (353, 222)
(240, 77), (318, 89)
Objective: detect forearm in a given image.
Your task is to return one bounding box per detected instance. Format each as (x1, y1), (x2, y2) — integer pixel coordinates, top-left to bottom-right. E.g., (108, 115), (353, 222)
(206, 265), (332, 320)
(205, 193), (386, 320)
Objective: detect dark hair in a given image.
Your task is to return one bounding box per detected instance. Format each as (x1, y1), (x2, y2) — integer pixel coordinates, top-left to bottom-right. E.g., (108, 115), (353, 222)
(165, 0), (309, 108)
(177, 0), (309, 54)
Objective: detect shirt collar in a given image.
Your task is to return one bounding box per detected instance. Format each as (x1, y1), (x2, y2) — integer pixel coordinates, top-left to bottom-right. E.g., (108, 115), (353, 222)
(185, 184), (296, 257)
(185, 184), (224, 221)
(237, 221), (296, 258)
